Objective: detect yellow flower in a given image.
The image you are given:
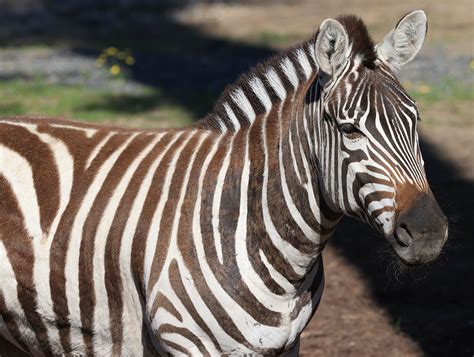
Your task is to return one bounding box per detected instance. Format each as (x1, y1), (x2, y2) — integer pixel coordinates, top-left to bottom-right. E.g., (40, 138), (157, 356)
(125, 56), (135, 65)
(110, 64), (121, 76)
(417, 84), (431, 94)
(106, 47), (118, 56)
(470, 60), (474, 70)
(95, 58), (105, 67)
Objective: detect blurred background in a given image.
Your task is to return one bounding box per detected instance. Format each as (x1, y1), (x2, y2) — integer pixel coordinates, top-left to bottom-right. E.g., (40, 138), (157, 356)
(0, 0), (472, 355)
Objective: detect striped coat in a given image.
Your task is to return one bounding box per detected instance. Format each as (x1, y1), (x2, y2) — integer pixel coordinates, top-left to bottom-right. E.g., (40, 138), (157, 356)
(0, 10), (448, 356)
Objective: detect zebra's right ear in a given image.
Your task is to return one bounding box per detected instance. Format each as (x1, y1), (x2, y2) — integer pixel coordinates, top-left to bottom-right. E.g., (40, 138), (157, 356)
(315, 18), (350, 77)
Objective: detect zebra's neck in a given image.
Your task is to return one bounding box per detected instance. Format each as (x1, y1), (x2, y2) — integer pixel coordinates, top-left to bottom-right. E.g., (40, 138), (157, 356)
(199, 39), (342, 288)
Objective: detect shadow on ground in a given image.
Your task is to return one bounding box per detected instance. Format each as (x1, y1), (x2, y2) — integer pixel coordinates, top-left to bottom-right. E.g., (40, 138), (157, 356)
(1, 4), (472, 356)
(330, 137), (474, 356)
(0, 4), (274, 120)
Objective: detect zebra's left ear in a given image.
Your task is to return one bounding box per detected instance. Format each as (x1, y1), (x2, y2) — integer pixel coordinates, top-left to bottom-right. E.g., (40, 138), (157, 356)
(376, 10), (427, 71)
(315, 18), (350, 76)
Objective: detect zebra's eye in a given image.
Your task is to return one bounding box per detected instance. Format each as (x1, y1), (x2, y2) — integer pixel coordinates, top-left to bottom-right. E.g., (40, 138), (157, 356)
(340, 123), (364, 139)
(340, 123), (357, 134)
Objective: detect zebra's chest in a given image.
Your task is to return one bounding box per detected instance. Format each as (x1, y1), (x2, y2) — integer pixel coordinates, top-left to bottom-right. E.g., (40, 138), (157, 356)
(149, 253), (323, 355)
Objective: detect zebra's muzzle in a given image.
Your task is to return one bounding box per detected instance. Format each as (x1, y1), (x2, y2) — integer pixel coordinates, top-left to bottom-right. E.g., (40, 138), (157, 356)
(388, 192), (448, 265)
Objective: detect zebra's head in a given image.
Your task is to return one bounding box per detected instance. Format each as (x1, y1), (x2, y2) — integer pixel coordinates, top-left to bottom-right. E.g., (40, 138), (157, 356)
(312, 11), (448, 265)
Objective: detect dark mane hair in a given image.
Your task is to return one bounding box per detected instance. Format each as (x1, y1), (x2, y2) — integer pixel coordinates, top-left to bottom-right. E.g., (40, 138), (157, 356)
(196, 15), (377, 131)
(336, 15), (377, 68)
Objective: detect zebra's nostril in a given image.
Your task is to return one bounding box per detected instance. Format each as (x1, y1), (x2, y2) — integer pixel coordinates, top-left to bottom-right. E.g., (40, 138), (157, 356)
(400, 223), (413, 239)
(393, 224), (413, 248)
(394, 230), (409, 247)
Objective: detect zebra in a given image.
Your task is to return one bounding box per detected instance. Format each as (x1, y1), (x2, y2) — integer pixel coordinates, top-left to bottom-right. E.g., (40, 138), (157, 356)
(0, 9), (448, 356)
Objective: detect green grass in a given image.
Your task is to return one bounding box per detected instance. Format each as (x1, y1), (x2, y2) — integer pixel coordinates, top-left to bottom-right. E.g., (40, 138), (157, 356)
(407, 79), (474, 127)
(0, 76), (471, 130)
(0, 80), (216, 128)
(408, 78), (474, 103)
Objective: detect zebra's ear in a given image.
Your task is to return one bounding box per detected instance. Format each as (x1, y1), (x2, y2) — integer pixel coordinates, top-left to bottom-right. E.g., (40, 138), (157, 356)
(315, 18), (350, 76)
(376, 10), (427, 71)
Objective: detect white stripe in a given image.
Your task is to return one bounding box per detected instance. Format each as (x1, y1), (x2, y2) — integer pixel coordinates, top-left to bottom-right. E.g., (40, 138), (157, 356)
(119, 133), (169, 356)
(214, 116), (227, 133)
(235, 133), (294, 312)
(264, 68), (286, 101)
(0, 145), (42, 239)
(280, 57), (299, 90)
(143, 131), (194, 289)
(296, 49), (312, 80)
(259, 250), (296, 292)
(263, 121), (310, 277)
(212, 136), (230, 265)
(249, 77), (272, 113)
(26, 126), (74, 355)
(223, 103), (241, 131)
(161, 332), (199, 355)
(86, 132), (114, 169)
(0, 241), (41, 354)
(231, 88), (256, 123)
(92, 134), (160, 352)
(65, 133), (137, 351)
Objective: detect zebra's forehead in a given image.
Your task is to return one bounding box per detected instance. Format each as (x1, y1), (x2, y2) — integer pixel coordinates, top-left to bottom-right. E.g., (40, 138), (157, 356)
(327, 63), (418, 123)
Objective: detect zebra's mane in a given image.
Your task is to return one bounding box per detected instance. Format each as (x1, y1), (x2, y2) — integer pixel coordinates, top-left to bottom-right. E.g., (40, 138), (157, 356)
(196, 15), (376, 133)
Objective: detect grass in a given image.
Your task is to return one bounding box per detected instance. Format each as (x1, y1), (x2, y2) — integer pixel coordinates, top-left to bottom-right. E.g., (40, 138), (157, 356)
(0, 80), (216, 128)
(0, 76), (471, 130)
(406, 79), (474, 127)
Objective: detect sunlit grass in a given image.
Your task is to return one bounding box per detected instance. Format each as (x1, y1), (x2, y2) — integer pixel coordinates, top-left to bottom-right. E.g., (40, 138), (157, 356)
(0, 76), (471, 130)
(407, 78), (473, 127)
(0, 80), (216, 128)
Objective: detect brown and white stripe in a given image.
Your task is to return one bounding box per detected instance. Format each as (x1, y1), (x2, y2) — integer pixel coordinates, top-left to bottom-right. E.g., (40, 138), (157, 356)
(0, 11), (444, 356)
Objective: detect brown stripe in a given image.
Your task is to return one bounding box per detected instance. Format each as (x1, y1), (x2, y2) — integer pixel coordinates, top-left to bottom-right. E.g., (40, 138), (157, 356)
(0, 124), (60, 234)
(158, 323), (210, 357)
(79, 132), (151, 355)
(0, 293), (30, 353)
(246, 116), (290, 293)
(49, 129), (131, 352)
(130, 132), (178, 291)
(161, 338), (191, 356)
(0, 175), (53, 355)
(104, 134), (163, 355)
(168, 259), (221, 352)
(150, 293), (183, 324)
(146, 132), (199, 296)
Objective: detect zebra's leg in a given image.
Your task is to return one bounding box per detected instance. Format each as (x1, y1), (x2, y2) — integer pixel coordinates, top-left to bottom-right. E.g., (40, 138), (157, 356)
(0, 337), (29, 357)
